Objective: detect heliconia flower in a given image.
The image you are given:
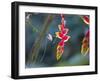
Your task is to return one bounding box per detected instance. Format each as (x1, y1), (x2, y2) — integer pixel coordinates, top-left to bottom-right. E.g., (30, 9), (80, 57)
(81, 30), (89, 55)
(56, 14), (70, 60)
(81, 16), (89, 25)
(80, 15), (90, 55)
(47, 33), (53, 41)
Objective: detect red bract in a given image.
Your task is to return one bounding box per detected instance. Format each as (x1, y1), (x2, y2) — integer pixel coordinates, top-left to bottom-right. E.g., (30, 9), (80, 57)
(81, 16), (89, 25)
(58, 40), (64, 47)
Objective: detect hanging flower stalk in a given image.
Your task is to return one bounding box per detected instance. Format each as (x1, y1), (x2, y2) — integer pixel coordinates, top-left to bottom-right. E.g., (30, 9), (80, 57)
(81, 16), (90, 55)
(55, 14), (70, 60)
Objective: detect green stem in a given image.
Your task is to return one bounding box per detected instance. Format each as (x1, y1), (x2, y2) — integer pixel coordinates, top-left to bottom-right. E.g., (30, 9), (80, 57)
(29, 15), (54, 63)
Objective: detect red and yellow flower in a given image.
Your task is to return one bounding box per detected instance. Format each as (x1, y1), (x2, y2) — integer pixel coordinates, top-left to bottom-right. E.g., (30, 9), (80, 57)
(81, 16), (90, 55)
(55, 14), (70, 60)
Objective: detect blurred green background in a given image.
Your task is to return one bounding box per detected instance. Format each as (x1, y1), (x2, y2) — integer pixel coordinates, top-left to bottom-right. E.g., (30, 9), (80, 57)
(25, 12), (89, 68)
